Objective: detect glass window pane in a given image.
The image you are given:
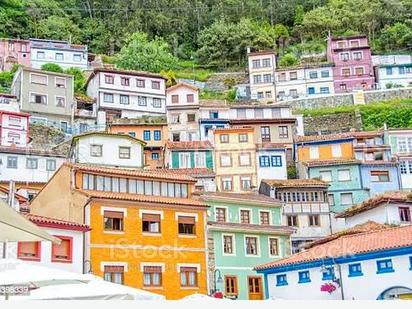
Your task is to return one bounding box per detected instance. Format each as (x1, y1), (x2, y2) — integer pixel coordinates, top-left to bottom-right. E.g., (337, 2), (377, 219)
(161, 182), (168, 196)
(153, 181), (160, 196)
(137, 180), (144, 194)
(129, 179), (137, 193)
(120, 178), (127, 193)
(145, 181), (153, 195)
(112, 178), (119, 192)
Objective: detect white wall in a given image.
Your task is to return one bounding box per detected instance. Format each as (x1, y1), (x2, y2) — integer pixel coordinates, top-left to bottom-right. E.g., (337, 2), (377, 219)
(166, 85), (199, 107)
(377, 66), (412, 89)
(228, 106), (292, 120)
(256, 150), (287, 185)
(31, 47), (88, 70)
(265, 253), (412, 300)
(74, 135), (144, 168)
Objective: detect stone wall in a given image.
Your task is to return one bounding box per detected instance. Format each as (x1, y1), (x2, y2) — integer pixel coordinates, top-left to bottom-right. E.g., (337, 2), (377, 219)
(205, 72), (248, 92)
(303, 112), (363, 135)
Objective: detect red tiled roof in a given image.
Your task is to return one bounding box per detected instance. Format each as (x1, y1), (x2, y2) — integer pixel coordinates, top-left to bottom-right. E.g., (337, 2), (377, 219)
(167, 168), (215, 178)
(262, 179), (329, 188)
(208, 221), (294, 235)
(68, 163), (197, 183)
(256, 143), (289, 149)
(24, 214), (90, 232)
(303, 159), (361, 167)
(336, 192), (412, 218)
(77, 189), (208, 208)
(166, 82), (198, 92)
(201, 192), (280, 206)
(230, 118), (297, 125)
(166, 141), (213, 150)
(255, 224), (412, 270)
(0, 186), (28, 203)
(361, 160), (397, 166)
(296, 132), (355, 143)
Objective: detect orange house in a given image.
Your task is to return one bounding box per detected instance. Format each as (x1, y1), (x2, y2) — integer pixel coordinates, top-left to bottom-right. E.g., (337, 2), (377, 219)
(108, 118), (168, 169)
(30, 163), (209, 299)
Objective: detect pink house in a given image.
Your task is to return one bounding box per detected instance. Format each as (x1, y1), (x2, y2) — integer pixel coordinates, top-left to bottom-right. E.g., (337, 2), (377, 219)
(327, 35), (375, 93)
(0, 38), (31, 72)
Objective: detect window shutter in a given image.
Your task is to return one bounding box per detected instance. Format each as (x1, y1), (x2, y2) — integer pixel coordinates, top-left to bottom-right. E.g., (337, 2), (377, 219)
(142, 213), (160, 222)
(144, 266), (162, 273)
(104, 211), (124, 219)
(104, 265), (124, 273)
(54, 239), (70, 259)
(178, 216), (195, 224)
(18, 241), (39, 257)
(180, 267), (197, 272)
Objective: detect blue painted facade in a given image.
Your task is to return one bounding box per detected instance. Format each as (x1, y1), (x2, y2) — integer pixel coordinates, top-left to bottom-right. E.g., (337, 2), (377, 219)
(360, 163), (401, 196)
(199, 119), (229, 141)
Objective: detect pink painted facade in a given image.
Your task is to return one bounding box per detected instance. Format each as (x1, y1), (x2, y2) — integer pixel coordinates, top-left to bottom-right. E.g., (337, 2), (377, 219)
(0, 39), (31, 72)
(327, 35), (375, 93)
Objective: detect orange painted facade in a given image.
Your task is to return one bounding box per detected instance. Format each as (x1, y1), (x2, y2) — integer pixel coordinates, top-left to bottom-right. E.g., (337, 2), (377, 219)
(297, 141), (354, 162)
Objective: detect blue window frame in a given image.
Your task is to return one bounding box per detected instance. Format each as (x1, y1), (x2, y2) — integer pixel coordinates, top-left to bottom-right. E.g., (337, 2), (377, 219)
(386, 67), (393, 75)
(322, 267), (334, 280)
(271, 156), (282, 167)
(143, 130), (151, 141)
(154, 130), (161, 141)
(151, 153), (159, 160)
(298, 271), (311, 283)
(308, 87), (315, 95)
(259, 156), (270, 167)
(128, 132), (136, 138)
(409, 256), (412, 270)
(276, 274), (288, 286)
(348, 263), (363, 277)
(399, 67), (405, 75)
(321, 70), (330, 78)
(210, 111), (219, 119)
(320, 87), (330, 94)
(376, 259), (394, 274)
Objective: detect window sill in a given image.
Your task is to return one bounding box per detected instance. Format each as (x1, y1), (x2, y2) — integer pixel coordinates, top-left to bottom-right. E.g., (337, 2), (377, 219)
(348, 272), (363, 277)
(276, 282), (288, 287)
(178, 234), (197, 238)
(52, 259), (73, 264)
(298, 279), (311, 284)
(143, 286), (163, 290)
(142, 232), (162, 237)
(180, 286), (199, 290)
(103, 231), (125, 235)
(376, 268), (394, 274)
(18, 256), (41, 262)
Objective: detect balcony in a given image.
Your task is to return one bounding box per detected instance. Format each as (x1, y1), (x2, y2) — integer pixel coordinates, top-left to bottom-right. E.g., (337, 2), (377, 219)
(75, 108), (96, 118)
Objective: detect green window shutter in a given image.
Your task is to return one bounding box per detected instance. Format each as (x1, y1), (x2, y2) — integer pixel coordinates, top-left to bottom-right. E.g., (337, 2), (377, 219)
(206, 151), (213, 169)
(172, 152), (179, 168)
(190, 152), (195, 168)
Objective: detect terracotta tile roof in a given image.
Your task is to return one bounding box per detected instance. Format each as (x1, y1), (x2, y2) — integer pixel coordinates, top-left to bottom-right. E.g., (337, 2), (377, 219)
(256, 143), (289, 150)
(24, 214), (90, 231)
(75, 94), (95, 104)
(0, 146), (67, 158)
(68, 163), (197, 183)
(336, 192), (412, 218)
(353, 144), (390, 150)
(361, 160), (397, 166)
(296, 132), (355, 143)
(167, 168), (215, 178)
(230, 118), (297, 125)
(77, 189), (208, 208)
(247, 50), (275, 56)
(213, 126), (254, 133)
(166, 141), (213, 150)
(261, 179), (329, 188)
(201, 192), (281, 206)
(199, 99), (228, 108)
(304, 221), (390, 249)
(255, 224), (412, 270)
(208, 221), (294, 235)
(350, 131), (383, 138)
(166, 82), (198, 92)
(0, 186), (28, 203)
(303, 159), (361, 167)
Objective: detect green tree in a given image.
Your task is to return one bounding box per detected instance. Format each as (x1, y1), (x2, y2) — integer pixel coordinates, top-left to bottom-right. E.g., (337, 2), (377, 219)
(278, 53), (299, 67)
(376, 23), (412, 52)
(37, 16), (81, 43)
(160, 70), (176, 87)
(114, 32), (178, 73)
(65, 67), (85, 94)
(41, 63), (64, 73)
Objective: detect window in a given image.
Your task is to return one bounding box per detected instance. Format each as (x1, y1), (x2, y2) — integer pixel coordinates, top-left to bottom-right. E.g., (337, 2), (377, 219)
(172, 133), (180, 141)
(104, 211), (124, 231)
(120, 95), (129, 105)
(355, 67), (364, 75)
(254, 109), (264, 119)
(105, 75), (114, 84)
(386, 67), (393, 75)
(400, 161), (407, 174)
(143, 130), (151, 141)
(263, 74), (272, 83)
(153, 130), (161, 141)
(186, 94), (194, 103)
(237, 109), (246, 118)
(55, 96), (65, 107)
(340, 83), (347, 91)
(279, 126), (288, 139)
(309, 71), (318, 79)
(142, 213), (161, 233)
(320, 87), (330, 94)
(271, 156), (282, 167)
(223, 235), (233, 254)
(252, 59), (260, 68)
(120, 77), (129, 86)
(61, 120), (68, 132)
(261, 126), (271, 142)
(8, 132), (20, 142)
(240, 177), (251, 190)
(342, 68), (351, 77)
(276, 274), (287, 286)
(350, 40), (360, 47)
(171, 114), (180, 124)
(221, 177), (232, 191)
(340, 53), (349, 61)
(73, 54), (82, 62)
(26, 158), (38, 169)
(46, 159), (56, 171)
(260, 211), (270, 225)
(143, 266), (162, 287)
(239, 133), (248, 143)
(225, 276), (238, 296)
(332, 144), (342, 158)
(245, 237), (258, 255)
(119, 146), (131, 159)
(259, 155), (270, 167)
(253, 75), (262, 84)
(30, 93), (47, 104)
(7, 156), (17, 169)
(341, 193), (353, 205)
(90, 144), (103, 157)
(216, 208), (227, 222)
(338, 169), (351, 181)
(289, 72), (297, 80)
(308, 87), (315, 95)
(180, 267), (197, 287)
(322, 267), (334, 280)
(256, 92), (263, 99)
(353, 52), (362, 60)
(308, 215), (320, 226)
(37, 51), (45, 59)
(209, 111), (219, 119)
(370, 171), (390, 182)
(298, 271), (311, 283)
(321, 70), (330, 78)
(187, 113), (196, 122)
(171, 94), (179, 104)
(220, 134), (229, 143)
(309, 146), (319, 159)
(239, 153), (251, 166)
(138, 96), (147, 106)
(399, 207), (411, 222)
(55, 77), (66, 88)
(51, 236), (72, 263)
(319, 170), (332, 182)
(287, 215), (298, 227)
(104, 265), (124, 285)
(376, 259), (394, 274)
(269, 238), (279, 256)
(152, 81), (160, 89)
(289, 89), (298, 97)
(153, 98), (162, 108)
(178, 216), (195, 235)
(240, 210), (250, 224)
(399, 66), (406, 74)
(328, 194), (335, 206)
(103, 93), (113, 103)
(265, 91), (272, 98)
(17, 242), (41, 261)
(348, 263), (363, 277)
(151, 152), (159, 160)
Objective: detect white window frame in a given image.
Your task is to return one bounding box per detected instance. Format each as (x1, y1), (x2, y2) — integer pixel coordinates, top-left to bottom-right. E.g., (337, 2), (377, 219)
(29, 92), (48, 105)
(319, 170), (332, 182)
(239, 208), (253, 224)
(268, 237), (280, 257)
(29, 73), (48, 85)
(55, 76), (66, 88)
(309, 146), (319, 159)
(55, 95), (66, 108)
(222, 233), (236, 256)
(337, 169), (351, 182)
(244, 235), (260, 257)
(258, 210), (272, 225)
(332, 144), (342, 158)
(214, 206), (229, 222)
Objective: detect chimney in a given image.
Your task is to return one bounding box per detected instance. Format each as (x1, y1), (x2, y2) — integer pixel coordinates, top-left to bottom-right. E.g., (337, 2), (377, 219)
(246, 47), (251, 54)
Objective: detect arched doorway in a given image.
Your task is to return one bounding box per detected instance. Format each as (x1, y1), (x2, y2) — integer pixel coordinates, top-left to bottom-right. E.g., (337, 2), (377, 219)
(377, 286), (412, 300)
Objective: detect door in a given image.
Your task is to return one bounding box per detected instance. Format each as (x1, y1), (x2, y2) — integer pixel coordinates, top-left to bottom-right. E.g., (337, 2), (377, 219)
(248, 276), (263, 300)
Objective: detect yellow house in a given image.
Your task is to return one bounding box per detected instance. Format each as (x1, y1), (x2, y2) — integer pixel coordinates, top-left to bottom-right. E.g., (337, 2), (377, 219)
(213, 127), (257, 193)
(30, 163), (209, 299)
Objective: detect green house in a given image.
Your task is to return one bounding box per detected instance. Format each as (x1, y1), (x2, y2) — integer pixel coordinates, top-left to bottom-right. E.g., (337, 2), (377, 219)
(201, 192), (293, 300)
(166, 141), (214, 169)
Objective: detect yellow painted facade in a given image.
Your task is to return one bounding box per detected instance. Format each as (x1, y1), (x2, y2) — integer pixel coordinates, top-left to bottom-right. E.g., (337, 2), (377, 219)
(213, 127), (257, 192)
(297, 141), (354, 162)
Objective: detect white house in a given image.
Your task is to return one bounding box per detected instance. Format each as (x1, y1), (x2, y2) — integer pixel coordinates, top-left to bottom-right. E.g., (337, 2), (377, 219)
(247, 50), (277, 101)
(198, 99), (230, 141)
(255, 224), (412, 300)
(86, 68), (166, 125)
(5, 213), (90, 274)
(259, 179), (333, 253)
(0, 109), (30, 147)
(372, 55), (412, 89)
(256, 148), (287, 184)
(336, 192), (412, 227)
(228, 104), (292, 120)
(166, 83), (200, 141)
(30, 38), (88, 70)
(69, 132), (145, 168)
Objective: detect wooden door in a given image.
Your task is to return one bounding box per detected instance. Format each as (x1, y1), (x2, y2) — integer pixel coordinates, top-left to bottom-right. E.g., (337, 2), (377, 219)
(248, 276), (263, 300)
